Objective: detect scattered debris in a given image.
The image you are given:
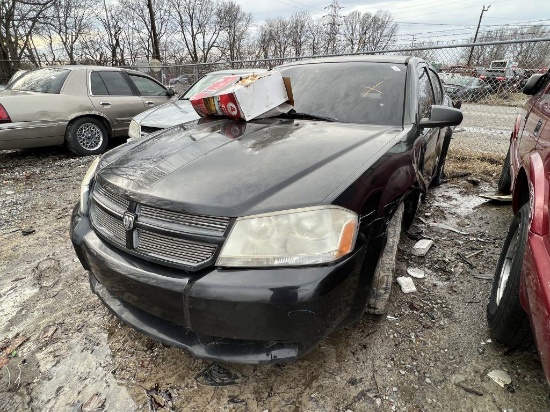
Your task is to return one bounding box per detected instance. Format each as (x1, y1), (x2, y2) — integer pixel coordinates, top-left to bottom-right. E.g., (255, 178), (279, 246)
(407, 267), (426, 279)
(5, 190), (15, 195)
(458, 252), (475, 268)
(455, 382), (484, 396)
(145, 384), (173, 410)
(195, 363), (245, 386)
(465, 250), (483, 259)
(396, 277), (417, 294)
(429, 223), (469, 235)
(21, 227), (35, 236)
(81, 393), (106, 412)
(386, 315), (399, 321)
(479, 194), (513, 203)
(472, 273), (493, 280)
(40, 325), (58, 341)
(0, 335), (28, 367)
(412, 239), (433, 256)
(466, 177), (480, 186)
(488, 369), (512, 387)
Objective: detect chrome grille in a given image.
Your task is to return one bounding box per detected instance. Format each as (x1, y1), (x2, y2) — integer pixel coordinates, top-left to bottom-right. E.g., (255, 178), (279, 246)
(136, 230), (217, 265)
(90, 202), (126, 246)
(94, 184), (129, 211)
(89, 186), (227, 270)
(140, 205), (230, 234)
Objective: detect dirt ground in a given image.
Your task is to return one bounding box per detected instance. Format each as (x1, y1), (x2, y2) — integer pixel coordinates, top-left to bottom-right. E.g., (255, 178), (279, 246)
(1, 133), (550, 411)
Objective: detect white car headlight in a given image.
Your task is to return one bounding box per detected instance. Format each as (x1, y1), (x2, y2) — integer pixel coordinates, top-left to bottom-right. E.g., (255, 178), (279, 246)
(216, 206), (358, 267)
(80, 157), (100, 215)
(128, 119), (141, 140)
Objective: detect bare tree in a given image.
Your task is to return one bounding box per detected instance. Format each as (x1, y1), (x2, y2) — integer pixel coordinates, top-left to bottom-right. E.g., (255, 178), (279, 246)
(0, 0), (54, 80)
(170, 0), (224, 63)
(41, 0), (98, 64)
(218, 0), (251, 63)
(288, 11), (310, 57)
(360, 10), (397, 52)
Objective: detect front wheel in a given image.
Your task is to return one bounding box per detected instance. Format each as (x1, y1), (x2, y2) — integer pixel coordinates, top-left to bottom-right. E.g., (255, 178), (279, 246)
(487, 203), (533, 348)
(366, 203), (404, 314)
(65, 117), (109, 156)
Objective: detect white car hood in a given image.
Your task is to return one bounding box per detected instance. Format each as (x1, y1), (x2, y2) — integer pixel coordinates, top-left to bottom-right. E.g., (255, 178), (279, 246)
(135, 99), (200, 128)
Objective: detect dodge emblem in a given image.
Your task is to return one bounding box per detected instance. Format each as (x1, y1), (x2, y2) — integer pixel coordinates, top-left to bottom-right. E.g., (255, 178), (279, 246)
(123, 212), (136, 231)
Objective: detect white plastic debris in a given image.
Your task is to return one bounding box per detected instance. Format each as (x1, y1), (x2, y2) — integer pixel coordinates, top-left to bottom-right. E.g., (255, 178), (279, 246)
(412, 239), (433, 256)
(407, 267), (425, 278)
(487, 369), (511, 387)
(396, 277), (417, 293)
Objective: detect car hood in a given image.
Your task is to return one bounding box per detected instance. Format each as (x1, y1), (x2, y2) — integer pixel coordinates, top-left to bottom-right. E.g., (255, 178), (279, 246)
(134, 99), (199, 128)
(98, 118), (403, 217)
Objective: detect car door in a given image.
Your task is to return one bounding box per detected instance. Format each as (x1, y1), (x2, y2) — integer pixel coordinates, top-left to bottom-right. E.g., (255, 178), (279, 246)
(516, 76), (550, 168)
(126, 73), (172, 110)
(88, 70), (146, 136)
(417, 65), (441, 182)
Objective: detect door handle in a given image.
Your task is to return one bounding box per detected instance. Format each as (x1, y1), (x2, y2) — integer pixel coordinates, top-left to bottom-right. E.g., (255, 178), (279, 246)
(145, 101), (155, 106)
(534, 119), (543, 136)
(99, 102), (111, 107)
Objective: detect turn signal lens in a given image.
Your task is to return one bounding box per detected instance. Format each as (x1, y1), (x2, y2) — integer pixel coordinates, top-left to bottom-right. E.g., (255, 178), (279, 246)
(0, 104), (11, 123)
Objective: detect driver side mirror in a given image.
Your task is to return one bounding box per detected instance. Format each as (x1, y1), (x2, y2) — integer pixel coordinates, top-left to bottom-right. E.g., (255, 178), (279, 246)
(419, 105), (463, 128)
(523, 73), (548, 95)
(167, 87), (176, 97)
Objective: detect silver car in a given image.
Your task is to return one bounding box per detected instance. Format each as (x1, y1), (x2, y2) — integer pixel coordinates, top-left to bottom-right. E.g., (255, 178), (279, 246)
(0, 66), (175, 155)
(129, 68), (266, 140)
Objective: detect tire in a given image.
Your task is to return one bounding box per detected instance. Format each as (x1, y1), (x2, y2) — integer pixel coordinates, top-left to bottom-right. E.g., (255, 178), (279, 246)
(366, 203), (404, 314)
(432, 128), (452, 187)
(65, 117), (109, 156)
(487, 203), (533, 348)
(497, 145), (512, 194)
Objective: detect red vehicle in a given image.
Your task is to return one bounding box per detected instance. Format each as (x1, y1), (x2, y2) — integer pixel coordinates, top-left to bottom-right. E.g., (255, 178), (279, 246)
(489, 68), (550, 383)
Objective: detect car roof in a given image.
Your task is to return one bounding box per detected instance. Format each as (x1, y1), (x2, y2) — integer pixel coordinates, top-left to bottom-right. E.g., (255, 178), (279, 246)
(207, 68), (267, 75)
(276, 55), (418, 68)
(35, 65), (150, 77)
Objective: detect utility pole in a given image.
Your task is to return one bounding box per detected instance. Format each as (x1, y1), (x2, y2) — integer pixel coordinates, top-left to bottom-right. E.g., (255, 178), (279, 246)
(323, 0), (343, 54)
(411, 34), (416, 48)
(467, 5), (490, 66)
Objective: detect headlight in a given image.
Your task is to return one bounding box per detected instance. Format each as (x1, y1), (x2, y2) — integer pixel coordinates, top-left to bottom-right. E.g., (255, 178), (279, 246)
(128, 119), (141, 140)
(79, 157), (100, 215)
(216, 206), (358, 267)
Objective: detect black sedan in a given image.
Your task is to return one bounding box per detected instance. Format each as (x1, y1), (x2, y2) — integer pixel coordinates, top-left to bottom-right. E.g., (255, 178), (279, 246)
(71, 56), (462, 364)
(441, 73), (492, 102)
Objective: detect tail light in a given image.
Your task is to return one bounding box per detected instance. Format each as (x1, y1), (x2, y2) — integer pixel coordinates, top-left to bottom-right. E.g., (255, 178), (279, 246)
(479, 75), (486, 79)
(0, 104), (11, 123)
(496, 77), (505, 81)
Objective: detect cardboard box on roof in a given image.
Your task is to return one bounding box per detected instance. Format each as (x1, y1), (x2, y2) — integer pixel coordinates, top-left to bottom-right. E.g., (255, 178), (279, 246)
(190, 71), (292, 121)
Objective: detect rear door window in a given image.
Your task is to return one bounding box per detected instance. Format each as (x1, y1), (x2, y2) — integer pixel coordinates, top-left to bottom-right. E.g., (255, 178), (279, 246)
(418, 68), (435, 119)
(91, 71), (134, 96)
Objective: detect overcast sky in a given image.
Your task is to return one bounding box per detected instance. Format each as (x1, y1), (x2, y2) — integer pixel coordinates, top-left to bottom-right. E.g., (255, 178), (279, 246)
(233, 0), (545, 45)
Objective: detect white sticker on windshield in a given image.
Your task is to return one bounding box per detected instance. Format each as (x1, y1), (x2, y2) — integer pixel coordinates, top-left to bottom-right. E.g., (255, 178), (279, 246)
(391, 66), (401, 71)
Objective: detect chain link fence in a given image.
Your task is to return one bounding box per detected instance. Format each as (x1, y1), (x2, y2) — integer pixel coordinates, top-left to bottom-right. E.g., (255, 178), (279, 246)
(1, 38), (549, 145)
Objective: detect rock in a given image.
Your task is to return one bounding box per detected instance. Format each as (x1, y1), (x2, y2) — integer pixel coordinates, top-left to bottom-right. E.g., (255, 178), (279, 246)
(396, 277), (417, 293)
(487, 369), (512, 387)
(412, 239), (433, 256)
(407, 267), (425, 278)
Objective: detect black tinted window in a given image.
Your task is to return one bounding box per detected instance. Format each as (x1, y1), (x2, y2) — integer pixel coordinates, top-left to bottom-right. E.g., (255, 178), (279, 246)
(7, 68), (70, 94)
(418, 68), (434, 119)
(90, 72), (108, 95)
(428, 69), (443, 104)
(278, 62), (406, 125)
(128, 74), (167, 96)
(92, 71), (133, 96)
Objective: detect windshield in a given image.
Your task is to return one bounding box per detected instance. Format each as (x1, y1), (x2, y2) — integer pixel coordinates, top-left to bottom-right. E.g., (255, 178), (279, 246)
(7, 68), (70, 94)
(277, 62), (406, 126)
(183, 73), (237, 100)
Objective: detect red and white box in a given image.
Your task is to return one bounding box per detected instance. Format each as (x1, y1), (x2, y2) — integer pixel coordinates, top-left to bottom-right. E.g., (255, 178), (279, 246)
(190, 71), (291, 121)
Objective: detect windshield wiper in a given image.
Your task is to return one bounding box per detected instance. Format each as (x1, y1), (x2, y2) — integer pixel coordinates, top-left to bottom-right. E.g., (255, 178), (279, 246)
(278, 110), (336, 122)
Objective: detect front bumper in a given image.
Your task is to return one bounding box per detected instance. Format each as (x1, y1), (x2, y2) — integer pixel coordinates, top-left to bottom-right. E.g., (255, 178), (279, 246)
(71, 210), (367, 364)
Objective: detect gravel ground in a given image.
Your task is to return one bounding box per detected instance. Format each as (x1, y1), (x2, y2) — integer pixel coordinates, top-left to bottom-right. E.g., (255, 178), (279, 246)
(1, 106), (549, 411)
